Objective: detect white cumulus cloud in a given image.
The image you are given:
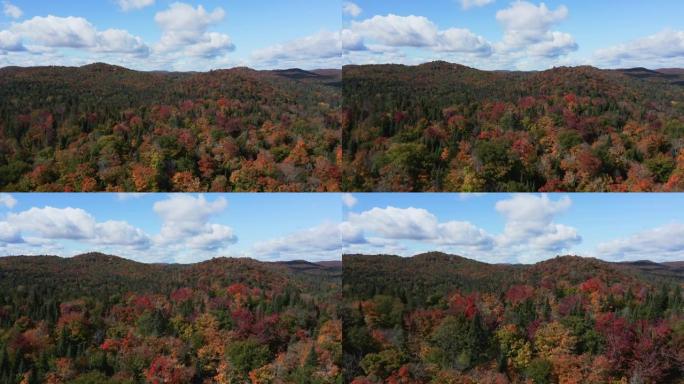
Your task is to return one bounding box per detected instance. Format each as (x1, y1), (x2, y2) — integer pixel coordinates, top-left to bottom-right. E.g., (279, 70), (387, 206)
(13, 15), (99, 48)
(496, 1), (568, 46)
(596, 222), (684, 262)
(95, 28), (149, 55)
(495, 194), (580, 251)
(0, 222), (22, 243)
(0, 193), (17, 208)
(351, 14), (439, 48)
(153, 194), (236, 251)
(8, 206), (97, 240)
(436, 28), (493, 54)
(11, 15), (149, 56)
(154, 2), (234, 58)
(343, 1), (362, 17)
(253, 222), (343, 260)
(495, 1), (577, 58)
(0, 195), (245, 261)
(460, 0), (495, 10)
(341, 28), (367, 51)
(349, 14), (492, 56)
(251, 30), (341, 66)
(342, 194), (581, 263)
(341, 193), (358, 208)
(595, 29), (684, 67)
(0, 30), (23, 51)
(344, 3), (577, 67)
(93, 220), (150, 249)
(2, 1), (21, 19)
(348, 206), (439, 240)
(185, 224), (236, 251)
(116, 0), (155, 11)
(347, 206), (494, 249)
(3, 206), (151, 249)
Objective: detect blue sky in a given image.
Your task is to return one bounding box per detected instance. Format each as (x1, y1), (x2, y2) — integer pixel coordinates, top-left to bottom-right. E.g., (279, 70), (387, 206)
(0, 193), (342, 263)
(0, 0), (342, 70)
(2, 192), (683, 264)
(342, 193), (684, 264)
(343, 0), (684, 69)
(2, 1), (683, 71)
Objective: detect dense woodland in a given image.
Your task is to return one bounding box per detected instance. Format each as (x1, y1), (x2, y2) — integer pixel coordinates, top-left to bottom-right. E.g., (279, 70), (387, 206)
(0, 64), (341, 192)
(0, 253), (342, 383)
(343, 253), (684, 383)
(4, 61), (684, 192)
(342, 62), (684, 192)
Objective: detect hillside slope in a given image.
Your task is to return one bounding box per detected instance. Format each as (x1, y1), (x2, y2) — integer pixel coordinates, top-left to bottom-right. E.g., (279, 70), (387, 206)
(343, 252), (683, 303)
(342, 61), (684, 192)
(343, 252), (684, 383)
(0, 253), (341, 383)
(0, 64), (342, 192)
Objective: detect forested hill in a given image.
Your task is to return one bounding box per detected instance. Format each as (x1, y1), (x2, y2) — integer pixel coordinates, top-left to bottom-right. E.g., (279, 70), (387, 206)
(0, 63), (342, 192)
(0, 252), (341, 383)
(342, 61), (684, 192)
(0, 63), (341, 108)
(0, 252), (341, 295)
(343, 252), (683, 304)
(343, 252), (684, 383)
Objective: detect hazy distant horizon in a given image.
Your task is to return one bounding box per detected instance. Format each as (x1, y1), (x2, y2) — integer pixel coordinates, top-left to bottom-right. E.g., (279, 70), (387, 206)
(342, 252), (684, 266)
(3, 250), (682, 267)
(0, 61), (344, 73)
(2, 59), (681, 73)
(0, 252), (343, 265)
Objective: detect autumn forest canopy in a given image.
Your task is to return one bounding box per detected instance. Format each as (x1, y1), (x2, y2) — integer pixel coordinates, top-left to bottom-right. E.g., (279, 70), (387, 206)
(2, 61), (684, 192)
(0, 250), (682, 383)
(0, 64), (341, 192)
(3, 0), (684, 382)
(343, 252), (684, 384)
(2, 58), (684, 384)
(0, 253), (342, 383)
(342, 62), (684, 192)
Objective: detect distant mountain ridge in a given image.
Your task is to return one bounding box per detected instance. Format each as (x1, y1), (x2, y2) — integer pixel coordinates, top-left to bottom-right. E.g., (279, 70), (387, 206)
(617, 66), (684, 86)
(344, 60), (684, 79)
(0, 62), (341, 79)
(0, 251), (340, 270)
(344, 60), (684, 88)
(343, 252), (684, 302)
(657, 68), (684, 75)
(353, 251), (684, 279)
(0, 62), (341, 107)
(0, 252), (341, 299)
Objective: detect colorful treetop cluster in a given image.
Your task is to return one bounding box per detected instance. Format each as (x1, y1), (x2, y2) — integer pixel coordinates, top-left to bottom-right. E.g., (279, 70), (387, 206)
(343, 253), (684, 383)
(0, 254), (342, 383)
(0, 65), (341, 192)
(343, 63), (684, 192)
